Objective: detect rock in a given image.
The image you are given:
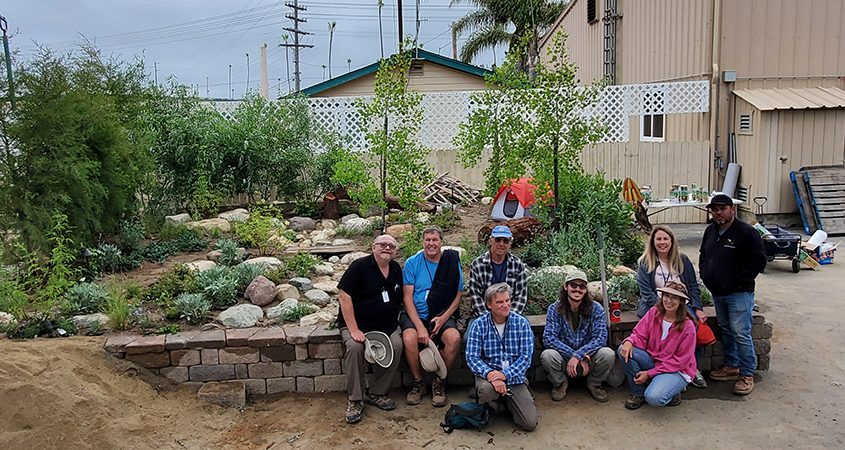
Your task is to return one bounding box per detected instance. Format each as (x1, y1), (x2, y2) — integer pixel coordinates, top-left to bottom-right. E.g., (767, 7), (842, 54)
(239, 257), (283, 271)
(186, 260), (218, 272)
(311, 230), (336, 245)
(185, 218), (231, 233)
(289, 217), (317, 232)
(303, 289), (331, 307)
(165, 213), (192, 225)
(0, 311), (16, 327)
(612, 265), (636, 276)
(275, 284), (300, 301)
(481, 196), (493, 205)
(207, 247), (246, 263)
(321, 219), (338, 229)
(198, 381), (246, 409)
(587, 281), (603, 301)
(341, 214), (360, 225)
(442, 246), (466, 259)
(299, 309), (335, 327)
(314, 263), (334, 276)
(341, 252), (369, 265)
(218, 208), (250, 222)
(266, 298), (301, 319)
(328, 256), (340, 264)
(266, 234), (293, 249)
(300, 239), (313, 247)
(385, 223), (414, 238)
(70, 313), (109, 332)
(331, 238), (354, 246)
(295, 233), (305, 241)
(218, 304), (264, 328)
(342, 218), (371, 234)
(533, 265), (580, 277)
(245, 276), (277, 307)
(312, 275), (332, 283)
(289, 277), (313, 292)
(416, 212), (430, 223)
(313, 281), (339, 295)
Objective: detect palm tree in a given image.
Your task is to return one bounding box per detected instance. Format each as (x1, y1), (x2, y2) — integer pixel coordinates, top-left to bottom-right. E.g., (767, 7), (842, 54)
(450, 0), (567, 70)
(328, 21), (337, 78)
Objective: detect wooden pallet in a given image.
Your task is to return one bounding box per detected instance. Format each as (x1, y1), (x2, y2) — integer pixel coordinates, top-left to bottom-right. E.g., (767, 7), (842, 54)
(790, 170), (817, 234)
(802, 165), (845, 235)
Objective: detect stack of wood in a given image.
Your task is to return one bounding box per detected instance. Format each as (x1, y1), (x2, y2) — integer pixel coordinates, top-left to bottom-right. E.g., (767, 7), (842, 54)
(478, 217), (544, 247)
(422, 173), (483, 205)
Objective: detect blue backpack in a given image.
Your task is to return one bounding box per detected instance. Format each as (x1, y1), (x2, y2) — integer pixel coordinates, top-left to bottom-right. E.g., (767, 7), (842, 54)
(440, 402), (494, 433)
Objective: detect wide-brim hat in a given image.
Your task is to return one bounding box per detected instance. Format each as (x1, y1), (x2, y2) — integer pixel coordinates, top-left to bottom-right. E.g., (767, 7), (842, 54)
(419, 339), (448, 379)
(364, 331), (394, 368)
(656, 285), (690, 302)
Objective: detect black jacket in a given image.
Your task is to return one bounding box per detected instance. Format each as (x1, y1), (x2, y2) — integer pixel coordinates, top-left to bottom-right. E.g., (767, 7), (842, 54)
(426, 249), (462, 320)
(699, 219), (766, 295)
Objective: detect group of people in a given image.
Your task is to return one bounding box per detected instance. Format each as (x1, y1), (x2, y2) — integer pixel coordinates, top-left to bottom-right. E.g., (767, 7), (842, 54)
(337, 193), (766, 430)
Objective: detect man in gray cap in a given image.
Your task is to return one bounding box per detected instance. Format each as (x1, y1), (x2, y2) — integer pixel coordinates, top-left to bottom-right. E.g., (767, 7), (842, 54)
(467, 225), (528, 318)
(699, 193), (766, 395)
(337, 234), (404, 424)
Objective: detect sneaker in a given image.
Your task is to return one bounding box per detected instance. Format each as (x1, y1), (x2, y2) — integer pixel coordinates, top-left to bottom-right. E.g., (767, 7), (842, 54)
(364, 391), (396, 411)
(709, 366), (740, 381)
(431, 377), (447, 407)
(692, 370), (708, 388)
(624, 395), (645, 410)
(406, 379), (427, 405)
(667, 394), (682, 407)
(551, 378), (569, 402)
(587, 384), (609, 403)
(733, 375), (754, 395)
(345, 400), (364, 424)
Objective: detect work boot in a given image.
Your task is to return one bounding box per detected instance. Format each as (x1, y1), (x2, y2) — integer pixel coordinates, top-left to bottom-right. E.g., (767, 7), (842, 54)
(624, 395), (645, 410)
(345, 400), (364, 424)
(733, 375), (755, 395)
(709, 366), (740, 381)
(551, 378), (568, 402)
(406, 379), (427, 405)
(364, 391), (396, 411)
(667, 394), (682, 407)
(692, 370), (708, 388)
(431, 377), (447, 407)
(586, 384), (609, 403)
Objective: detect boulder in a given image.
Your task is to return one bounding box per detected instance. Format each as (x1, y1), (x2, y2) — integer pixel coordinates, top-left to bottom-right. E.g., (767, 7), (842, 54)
(481, 196), (493, 205)
(328, 256), (340, 264)
(442, 246), (466, 260)
(313, 281), (339, 295)
(288, 217), (317, 232)
(341, 252), (369, 265)
(165, 213), (192, 225)
(218, 208), (249, 222)
(0, 311), (16, 327)
(275, 284), (300, 301)
(311, 230), (335, 245)
(206, 247), (246, 263)
(239, 257), (283, 271)
(218, 304), (264, 328)
(342, 218), (371, 234)
(299, 309), (335, 327)
(245, 276), (277, 307)
(266, 234), (293, 250)
(331, 238), (354, 246)
(533, 265), (580, 277)
(341, 213), (360, 225)
(313, 263), (334, 276)
(185, 218), (231, 233)
(587, 281), (603, 301)
(266, 298), (301, 320)
(303, 289), (331, 307)
(416, 212), (430, 223)
(289, 277), (313, 292)
(71, 313), (109, 332)
(612, 265), (636, 276)
(186, 260), (218, 272)
(198, 381), (245, 409)
(320, 219), (338, 229)
(385, 223), (414, 238)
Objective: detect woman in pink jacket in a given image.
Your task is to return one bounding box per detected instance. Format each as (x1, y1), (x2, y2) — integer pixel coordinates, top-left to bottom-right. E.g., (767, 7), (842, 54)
(618, 281), (696, 409)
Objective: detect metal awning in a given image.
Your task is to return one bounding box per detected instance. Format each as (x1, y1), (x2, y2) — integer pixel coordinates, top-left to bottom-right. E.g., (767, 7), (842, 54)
(733, 87), (845, 111)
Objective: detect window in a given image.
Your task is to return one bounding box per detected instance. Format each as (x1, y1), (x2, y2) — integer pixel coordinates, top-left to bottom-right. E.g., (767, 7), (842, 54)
(640, 88), (665, 142)
(738, 113), (753, 134)
(587, 0), (598, 23)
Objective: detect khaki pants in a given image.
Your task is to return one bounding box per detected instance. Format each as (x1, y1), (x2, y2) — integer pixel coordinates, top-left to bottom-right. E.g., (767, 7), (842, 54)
(539, 346), (615, 387)
(475, 376), (538, 432)
(341, 327), (403, 402)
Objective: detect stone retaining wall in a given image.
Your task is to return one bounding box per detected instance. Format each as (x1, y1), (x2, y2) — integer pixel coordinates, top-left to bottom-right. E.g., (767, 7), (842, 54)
(104, 307), (772, 396)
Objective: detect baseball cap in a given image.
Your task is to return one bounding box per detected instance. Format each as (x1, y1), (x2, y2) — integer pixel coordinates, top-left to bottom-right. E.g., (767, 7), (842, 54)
(565, 269), (588, 284)
(491, 225), (513, 239)
(706, 193), (734, 209)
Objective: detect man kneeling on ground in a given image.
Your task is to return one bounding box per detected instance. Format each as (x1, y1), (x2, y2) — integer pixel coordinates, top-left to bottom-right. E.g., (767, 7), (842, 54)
(465, 283), (538, 432)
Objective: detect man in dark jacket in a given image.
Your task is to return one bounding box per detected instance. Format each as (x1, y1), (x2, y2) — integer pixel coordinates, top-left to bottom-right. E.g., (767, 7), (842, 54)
(699, 193), (766, 395)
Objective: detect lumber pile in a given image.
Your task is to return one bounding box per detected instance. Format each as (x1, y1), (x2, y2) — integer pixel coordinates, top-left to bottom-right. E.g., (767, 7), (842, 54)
(423, 173), (483, 205)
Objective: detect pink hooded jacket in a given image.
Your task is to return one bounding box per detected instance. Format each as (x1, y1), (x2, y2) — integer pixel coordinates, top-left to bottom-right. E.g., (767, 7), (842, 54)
(624, 307), (697, 379)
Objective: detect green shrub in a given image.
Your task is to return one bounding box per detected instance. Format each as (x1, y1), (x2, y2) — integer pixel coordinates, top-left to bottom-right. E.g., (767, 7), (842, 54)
(139, 228), (208, 263)
(104, 287), (132, 331)
(118, 217), (146, 252)
(63, 282), (110, 315)
(215, 238), (243, 266)
(399, 223), (425, 257)
(524, 223), (621, 282)
(0, 280), (28, 319)
(171, 227), (208, 252)
(526, 268), (568, 314)
(700, 282), (713, 306)
(286, 252), (320, 277)
(157, 223), (190, 241)
(459, 237), (486, 270)
(232, 263), (267, 293)
(174, 293), (211, 324)
(55, 317), (78, 336)
(283, 303), (318, 322)
(157, 323), (182, 334)
(607, 274), (640, 311)
(195, 267), (238, 308)
(232, 211), (279, 255)
(429, 209), (461, 231)
(143, 264), (198, 307)
(94, 243), (142, 273)
(263, 265), (290, 285)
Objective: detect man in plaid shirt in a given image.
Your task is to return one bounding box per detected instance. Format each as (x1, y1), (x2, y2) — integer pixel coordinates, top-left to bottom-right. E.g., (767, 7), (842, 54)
(465, 282), (538, 432)
(468, 225), (527, 318)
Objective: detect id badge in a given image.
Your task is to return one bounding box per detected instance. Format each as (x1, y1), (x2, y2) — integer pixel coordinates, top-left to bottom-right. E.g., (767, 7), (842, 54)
(501, 359), (510, 370)
(382, 290), (390, 303)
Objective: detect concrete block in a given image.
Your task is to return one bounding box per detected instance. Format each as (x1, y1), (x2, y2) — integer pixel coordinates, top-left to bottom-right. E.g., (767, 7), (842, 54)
(219, 347), (260, 364)
(161, 366), (189, 383)
(103, 335), (135, 353)
(244, 379), (267, 396)
(248, 362), (284, 379)
(125, 351), (171, 368)
(266, 377), (296, 394)
(711, 342), (723, 356)
(295, 344), (309, 360)
(698, 357), (712, 372)
(171, 349), (201, 366)
(753, 339), (771, 356)
(260, 345), (296, 362)
(235, 364), (248, 379)
(323, 358), (342, 375)
(181, 382), (204, 393)
(296, 377), (315, 393)
(201, 349), (219, 364)
(308, 342), (343, 359)
(314, 374), (347, 392)
(752, 314), (765, 325)
(125, 335), (166, 354)
(198, 381), (245, 409)
(284, 325), (316, 344)
(247, 327), (286, 347)
(309, 325), (342, 343)
(164, 331), (199, 350)
(189, 364), (236, 382)
(188, 330), (226, 349)
(752, 322), (773, 340)
(283, 360), (323, 377)
(226, 328), (259, 346)
(757, 355), (770, 370)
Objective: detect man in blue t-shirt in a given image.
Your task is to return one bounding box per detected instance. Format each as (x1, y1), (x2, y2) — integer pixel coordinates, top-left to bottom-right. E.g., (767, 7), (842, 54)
(401, 226), (463, 408)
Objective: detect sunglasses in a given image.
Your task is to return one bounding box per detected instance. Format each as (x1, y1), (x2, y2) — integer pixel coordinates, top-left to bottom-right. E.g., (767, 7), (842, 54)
(493, 237), (511, 243)
(568, 282), (588, 290)
(374, 242), (396, 250)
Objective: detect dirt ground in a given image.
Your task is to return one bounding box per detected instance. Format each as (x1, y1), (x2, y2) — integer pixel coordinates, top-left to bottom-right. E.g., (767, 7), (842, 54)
(2, 224), (844, 449)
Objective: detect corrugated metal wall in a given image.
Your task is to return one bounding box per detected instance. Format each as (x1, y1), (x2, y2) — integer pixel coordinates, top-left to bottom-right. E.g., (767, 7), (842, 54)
(540, 0), (605, 83)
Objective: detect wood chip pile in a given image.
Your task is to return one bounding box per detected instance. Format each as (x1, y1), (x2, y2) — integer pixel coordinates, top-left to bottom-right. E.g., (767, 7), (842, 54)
(422, 173), (483, 205)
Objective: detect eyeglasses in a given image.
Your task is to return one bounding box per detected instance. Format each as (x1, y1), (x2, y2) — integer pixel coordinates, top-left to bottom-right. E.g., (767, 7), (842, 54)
(374, 242), (396, 250)
(568, 282), (588, 290)
(493, 237), (511, 243)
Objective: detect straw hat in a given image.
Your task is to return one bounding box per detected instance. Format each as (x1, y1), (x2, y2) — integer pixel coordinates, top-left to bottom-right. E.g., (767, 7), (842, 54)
(419, 339), (448, 379)
(655, 285), (690, 302)
(363, 331), (394, 368)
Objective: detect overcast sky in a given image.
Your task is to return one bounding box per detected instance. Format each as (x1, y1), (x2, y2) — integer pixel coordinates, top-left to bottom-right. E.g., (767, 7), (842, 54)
(3, 0), (506, 99)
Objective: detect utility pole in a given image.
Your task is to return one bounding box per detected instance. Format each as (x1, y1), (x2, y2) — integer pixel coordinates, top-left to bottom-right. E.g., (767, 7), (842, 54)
(154, 61), (159, 86)
(0, 14), (14, 109)
(451, 22), (457, 60)
(377, 1), (385, 59)
(397, 0), (403, 51)
(347, 58), (352, 73)
(280, 0), (313, 92)
(259, 43), (269, 99)
(327, 21), (336, 79)
(245, 53), (250, 95)
(206, 76), (209, 98)
(228, 64), (232, 99)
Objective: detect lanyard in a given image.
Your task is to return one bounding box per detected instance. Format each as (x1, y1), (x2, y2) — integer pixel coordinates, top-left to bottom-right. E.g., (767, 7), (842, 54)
(423, 258), (436, 286)
(488, 314), (509, 354)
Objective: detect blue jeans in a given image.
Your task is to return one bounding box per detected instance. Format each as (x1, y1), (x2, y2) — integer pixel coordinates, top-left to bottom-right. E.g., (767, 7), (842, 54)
(712, 291), (756, 376)
(619, 347), (689, 407)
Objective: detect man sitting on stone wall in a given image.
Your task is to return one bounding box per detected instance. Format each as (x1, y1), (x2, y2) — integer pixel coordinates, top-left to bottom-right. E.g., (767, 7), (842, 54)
(467, 225), (528, 318)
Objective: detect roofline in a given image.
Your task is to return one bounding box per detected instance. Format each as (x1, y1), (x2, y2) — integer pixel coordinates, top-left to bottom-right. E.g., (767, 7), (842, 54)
(539, 0), (579, 49)
(297, 48), (491, 97)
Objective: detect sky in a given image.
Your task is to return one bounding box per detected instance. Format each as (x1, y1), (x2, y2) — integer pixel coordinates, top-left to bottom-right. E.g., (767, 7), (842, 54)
(3, 0), (507, 99)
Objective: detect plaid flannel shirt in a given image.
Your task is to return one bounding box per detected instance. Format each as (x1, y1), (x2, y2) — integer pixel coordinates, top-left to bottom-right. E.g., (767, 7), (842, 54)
(465, 311), (534, 385)
(468, 252), (527, 317)
(542, 301), (607, 361)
